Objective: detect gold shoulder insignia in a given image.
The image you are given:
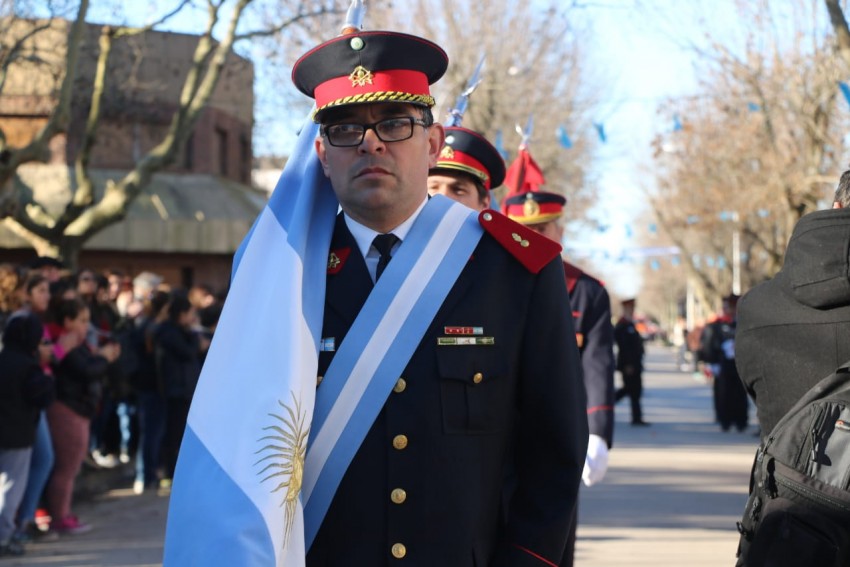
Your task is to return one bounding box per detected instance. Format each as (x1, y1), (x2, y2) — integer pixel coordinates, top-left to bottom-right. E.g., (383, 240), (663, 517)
(478, 209), (562, 274)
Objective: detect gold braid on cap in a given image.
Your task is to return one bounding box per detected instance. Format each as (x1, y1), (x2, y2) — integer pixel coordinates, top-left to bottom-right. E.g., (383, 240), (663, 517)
(435, 162), (488, 183)
(313, 92), (436, 120)
(508, 211), (563, 225)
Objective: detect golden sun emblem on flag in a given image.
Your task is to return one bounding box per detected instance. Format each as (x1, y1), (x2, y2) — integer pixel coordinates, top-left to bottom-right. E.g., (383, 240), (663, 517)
(349, 65), (373, 87)
(255, 393), (310, 548)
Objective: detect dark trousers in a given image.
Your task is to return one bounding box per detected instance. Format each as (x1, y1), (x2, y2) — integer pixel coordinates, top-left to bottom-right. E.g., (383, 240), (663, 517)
(136, 390), (167, 486)
(561, 500), (578, 566)
(716, 372), (748, 431)
(615, 367), (643, 423)
(164, 398), (191, 479)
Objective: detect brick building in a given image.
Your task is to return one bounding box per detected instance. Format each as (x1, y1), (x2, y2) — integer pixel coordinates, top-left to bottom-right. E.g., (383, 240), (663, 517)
(0, 19), (266, 291)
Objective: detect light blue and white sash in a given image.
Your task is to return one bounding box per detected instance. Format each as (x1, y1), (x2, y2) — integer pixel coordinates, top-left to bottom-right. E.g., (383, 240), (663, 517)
(302, 195), (483, 547)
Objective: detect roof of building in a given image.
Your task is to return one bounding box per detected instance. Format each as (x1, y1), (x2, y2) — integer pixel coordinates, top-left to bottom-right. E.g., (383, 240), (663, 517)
(1, 165), (267, 254)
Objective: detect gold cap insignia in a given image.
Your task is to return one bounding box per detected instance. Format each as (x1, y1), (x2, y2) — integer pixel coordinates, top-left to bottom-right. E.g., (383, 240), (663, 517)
(349, 65), (373, 87)
(439, 145), (455, 159)
(523, 195), (540, 218)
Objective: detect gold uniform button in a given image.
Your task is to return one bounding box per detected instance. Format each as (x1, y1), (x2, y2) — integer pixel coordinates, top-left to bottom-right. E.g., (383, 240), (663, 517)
(391, 543), (407, 559)
(392, 435), (408, 450)
(472, 372), (483, 384)
(393, 378), (407, 393)
(391, 488), (407, 504)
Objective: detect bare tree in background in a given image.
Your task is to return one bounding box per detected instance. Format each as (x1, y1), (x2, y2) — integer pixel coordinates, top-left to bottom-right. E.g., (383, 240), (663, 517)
(0, 0), (342, 267)
(644, 0), (848, 309)
(415, 0), (601, 222)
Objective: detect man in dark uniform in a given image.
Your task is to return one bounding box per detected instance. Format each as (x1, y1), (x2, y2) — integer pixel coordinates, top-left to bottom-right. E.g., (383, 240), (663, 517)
(427, 126), (505, 211)
(613, 298), (649, 426)
(293, 29), (588, 566)
(503, 190), (615, 567)
(699, 294), (748, 432)
(737, 174), (850, 437)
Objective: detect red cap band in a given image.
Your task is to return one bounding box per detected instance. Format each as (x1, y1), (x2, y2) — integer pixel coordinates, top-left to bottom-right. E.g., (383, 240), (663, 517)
(313, 69), (431, 110)
(437, 150), (491, 189)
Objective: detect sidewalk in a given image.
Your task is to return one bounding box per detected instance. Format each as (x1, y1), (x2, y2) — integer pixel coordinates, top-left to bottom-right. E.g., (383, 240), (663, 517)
(6, 344), (757, 566)
(577, 344), (756, 566)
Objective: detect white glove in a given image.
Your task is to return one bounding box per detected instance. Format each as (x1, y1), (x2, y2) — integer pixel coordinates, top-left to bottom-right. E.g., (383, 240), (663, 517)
(582, 434), (609, 487)
(0, 472), (12, 512)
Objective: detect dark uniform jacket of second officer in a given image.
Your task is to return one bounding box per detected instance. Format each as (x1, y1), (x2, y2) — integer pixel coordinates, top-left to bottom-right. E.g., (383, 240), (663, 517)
(308, 213), (589, 567)
(564, 262), (615, 447)
(737, 208), (850, 436)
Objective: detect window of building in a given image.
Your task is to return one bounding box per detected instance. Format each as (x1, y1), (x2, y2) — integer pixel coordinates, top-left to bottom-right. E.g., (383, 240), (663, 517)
(216, 127), (228, 176)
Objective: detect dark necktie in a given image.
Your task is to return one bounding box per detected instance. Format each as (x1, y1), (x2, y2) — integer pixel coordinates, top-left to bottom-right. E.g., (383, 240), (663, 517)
(372, 233), (400, 281)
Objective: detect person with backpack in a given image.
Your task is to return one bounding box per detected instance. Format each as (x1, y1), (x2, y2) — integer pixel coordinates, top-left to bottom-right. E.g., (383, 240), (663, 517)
(734, 170), (850, 565)
(737, 171), (850, 437)
(699, 294), (748, 432)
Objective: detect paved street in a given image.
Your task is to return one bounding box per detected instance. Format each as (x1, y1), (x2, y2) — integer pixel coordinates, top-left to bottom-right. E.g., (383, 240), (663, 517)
(4, 344), (757, 566)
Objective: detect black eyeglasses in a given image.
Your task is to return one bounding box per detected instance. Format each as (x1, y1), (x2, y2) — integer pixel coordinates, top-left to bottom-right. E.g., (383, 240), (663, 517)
(322, 116), (429, 147)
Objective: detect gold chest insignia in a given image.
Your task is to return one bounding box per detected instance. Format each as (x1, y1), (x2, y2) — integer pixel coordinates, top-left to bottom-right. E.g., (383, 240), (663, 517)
(328, 252), (341, 270)
(523, 195), (540, 218)
(349, 65), (374, 87)
(256, 393), (310, 549)
(440, 145), (455, 159)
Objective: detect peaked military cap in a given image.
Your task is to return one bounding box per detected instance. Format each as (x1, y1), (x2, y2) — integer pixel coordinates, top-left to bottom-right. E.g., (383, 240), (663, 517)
(503, 191), (567, 224)
(292, 31), (448, 122)
(432, 127), (506, 190)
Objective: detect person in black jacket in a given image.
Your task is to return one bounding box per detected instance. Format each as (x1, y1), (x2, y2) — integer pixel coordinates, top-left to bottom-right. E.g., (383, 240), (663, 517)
(699, 294), (748, 432)
(614, 298), (649, 426)
(0, 313), (53, 556)
(155, 292), (206, 483)
(737, 171), (850, 437)
(45, 298), (119, 535)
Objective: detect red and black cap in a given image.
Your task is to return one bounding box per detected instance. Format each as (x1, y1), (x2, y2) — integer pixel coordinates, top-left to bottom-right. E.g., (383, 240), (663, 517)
(503, 191), (566, 224)
(292, 31), (448, 122)
(432, 127), (506, 190)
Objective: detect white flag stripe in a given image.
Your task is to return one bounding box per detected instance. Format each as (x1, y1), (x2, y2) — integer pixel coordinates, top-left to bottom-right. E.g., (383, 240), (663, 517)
(302, 203), (471, 503)
(188, 208), (316, 564)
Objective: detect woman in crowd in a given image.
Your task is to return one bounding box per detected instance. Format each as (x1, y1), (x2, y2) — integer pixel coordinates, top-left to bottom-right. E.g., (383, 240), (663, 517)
(45, 298), (119, 534)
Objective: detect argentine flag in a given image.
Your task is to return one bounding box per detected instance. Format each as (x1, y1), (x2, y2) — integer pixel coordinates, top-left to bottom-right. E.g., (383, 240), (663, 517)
(164, 115), (337, 566)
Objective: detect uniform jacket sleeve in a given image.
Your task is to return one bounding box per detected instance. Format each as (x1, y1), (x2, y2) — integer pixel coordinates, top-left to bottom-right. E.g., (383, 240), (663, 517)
(495, 256), (589, 567)
(573, 279), (615, 447)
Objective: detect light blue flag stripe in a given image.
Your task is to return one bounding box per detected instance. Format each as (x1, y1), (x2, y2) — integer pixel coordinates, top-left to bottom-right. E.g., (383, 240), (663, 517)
(163, 428), (277, 565)
(164, 113), (336, 566)
(303, 197), (483, 547)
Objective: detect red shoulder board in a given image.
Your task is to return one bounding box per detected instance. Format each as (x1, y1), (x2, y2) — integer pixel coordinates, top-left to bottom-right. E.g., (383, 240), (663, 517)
(478, 209), (561, 274)
(563, 260), (584, 294)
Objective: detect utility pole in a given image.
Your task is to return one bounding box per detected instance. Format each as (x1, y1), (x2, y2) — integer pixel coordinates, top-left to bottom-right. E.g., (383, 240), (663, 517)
(732, 211), (741, 295)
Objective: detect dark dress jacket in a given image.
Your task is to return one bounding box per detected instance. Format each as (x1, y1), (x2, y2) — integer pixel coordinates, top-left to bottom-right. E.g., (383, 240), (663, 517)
(613, 317), (644, 373)
(736, 208), (850, 435)
(155, 320), (201, 401)
(55, 343), (109, 419)
(307, 212), (588, 567)
(0, 313), (53, 448)
(564, 261), (615, 447)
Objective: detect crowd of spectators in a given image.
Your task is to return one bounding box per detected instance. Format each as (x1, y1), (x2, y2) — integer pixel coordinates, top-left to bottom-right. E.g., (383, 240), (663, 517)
(0, 257), (223, 557)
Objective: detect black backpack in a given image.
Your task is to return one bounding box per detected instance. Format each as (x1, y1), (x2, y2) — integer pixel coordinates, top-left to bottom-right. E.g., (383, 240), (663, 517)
(736, 362), (850, 566)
